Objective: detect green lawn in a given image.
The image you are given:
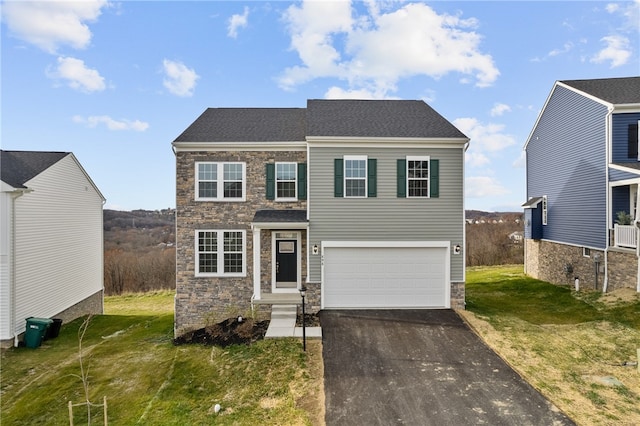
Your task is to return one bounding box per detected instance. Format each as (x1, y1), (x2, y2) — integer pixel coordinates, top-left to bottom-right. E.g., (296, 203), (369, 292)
(1, 291), (322, 425)
(464, 265), (640, 425)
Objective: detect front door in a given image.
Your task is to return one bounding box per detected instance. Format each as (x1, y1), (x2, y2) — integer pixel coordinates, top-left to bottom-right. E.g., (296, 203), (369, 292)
(276, 239), (297, 288)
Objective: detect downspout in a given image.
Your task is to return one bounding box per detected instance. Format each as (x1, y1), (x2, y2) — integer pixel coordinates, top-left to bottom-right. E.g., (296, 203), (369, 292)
(602, 106), (614, 293)
(635, 184), (640, 292)
(10, 188), (31, 346)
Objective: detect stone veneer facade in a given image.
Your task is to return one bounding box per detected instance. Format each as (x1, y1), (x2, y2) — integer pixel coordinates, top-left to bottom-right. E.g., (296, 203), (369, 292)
(175, 149), (466, 335)
(175, 151), (309, 335)
(525, 239), (637, 292)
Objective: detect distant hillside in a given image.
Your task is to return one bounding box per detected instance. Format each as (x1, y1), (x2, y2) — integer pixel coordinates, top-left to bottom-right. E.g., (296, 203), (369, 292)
(104, 209), (175, 231)
(466, 210), (522, 223)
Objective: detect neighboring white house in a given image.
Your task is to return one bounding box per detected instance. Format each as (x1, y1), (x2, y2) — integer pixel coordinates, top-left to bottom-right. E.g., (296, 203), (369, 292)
(1, 150), (105, 347)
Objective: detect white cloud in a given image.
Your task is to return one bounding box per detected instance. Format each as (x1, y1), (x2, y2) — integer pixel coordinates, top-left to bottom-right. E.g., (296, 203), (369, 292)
(279, 1), (499, 96)
(590, 35), (631, 68)
(466, 176), (510, 198)
(490, 103), (511, 117)
(453, 117), (516, 153)
(512, 151), (526, 169)
(162, 59), (199, 97)
(465, 151), (491, 168)
(47, 56), (105, 93)
(2, 0), (108, 53)
(228, 6), (249, 38)
(73, 115), (149, 131)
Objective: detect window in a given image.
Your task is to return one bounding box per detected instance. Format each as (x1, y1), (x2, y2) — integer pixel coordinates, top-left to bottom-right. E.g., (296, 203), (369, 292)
(407, 156), (430, 197)
(583, 247), (591, 258)
(196, 162), (245, 201)
(542, 195), (548, 225)
(628, 122), (639, 160)
(276, 162), (297, 200)
(196, 230), (246, 276)
(344, 156), (367, 197)
(265, 162), (306, 201)
(397, 157), (439, 198)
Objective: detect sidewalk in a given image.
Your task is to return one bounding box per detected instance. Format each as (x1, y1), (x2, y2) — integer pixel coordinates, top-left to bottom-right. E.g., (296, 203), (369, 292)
(265, 305), (322, 339)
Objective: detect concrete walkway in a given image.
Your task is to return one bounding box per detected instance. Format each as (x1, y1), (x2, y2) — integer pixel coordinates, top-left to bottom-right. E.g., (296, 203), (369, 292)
(265, 305), (322, 339)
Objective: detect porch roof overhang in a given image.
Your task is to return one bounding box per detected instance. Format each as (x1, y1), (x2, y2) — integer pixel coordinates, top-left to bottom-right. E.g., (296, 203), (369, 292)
(251, 209), (308, 230)
(522, 197), (544, 209)
(611, 162), (640, 176)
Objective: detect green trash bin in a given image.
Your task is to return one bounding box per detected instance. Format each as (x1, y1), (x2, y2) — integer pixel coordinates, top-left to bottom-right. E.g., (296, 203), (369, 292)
(24, 317), (53, 348)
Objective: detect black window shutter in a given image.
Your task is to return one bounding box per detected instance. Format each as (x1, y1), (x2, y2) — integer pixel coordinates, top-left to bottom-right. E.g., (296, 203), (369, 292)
(430, 159), (439, 198)
(334, 159), (344, 197)
(297, 162), (307, 200)
(367, 159), (377, 197)
(265, 163), (275, 200)
(397, 159), (406, 198)
(629, 123), (639, 159)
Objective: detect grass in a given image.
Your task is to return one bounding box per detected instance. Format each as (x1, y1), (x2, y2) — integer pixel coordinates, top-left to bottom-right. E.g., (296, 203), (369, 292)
(462, 265), (640, 426)
(1, 291), (323, 425)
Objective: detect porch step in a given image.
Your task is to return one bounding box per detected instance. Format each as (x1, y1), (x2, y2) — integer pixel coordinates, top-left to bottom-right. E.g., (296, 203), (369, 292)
(252, 293), (302, 305)
(264, 304), (322, 339)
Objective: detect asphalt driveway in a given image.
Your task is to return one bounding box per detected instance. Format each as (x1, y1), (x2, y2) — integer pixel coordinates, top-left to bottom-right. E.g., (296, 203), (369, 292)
(320, 310), (575, 425)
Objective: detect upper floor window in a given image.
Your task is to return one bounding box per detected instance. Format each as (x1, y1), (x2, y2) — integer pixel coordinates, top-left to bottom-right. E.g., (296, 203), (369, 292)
(196, 162), (246, 201)
(334, 156), (377, 198)
(629, 122), (639, 160)
(407, 156), (430, 197)
(397, 157), (439, 198)
(276, 162), (297, 200)
(196, 230), (246, 277)
(344, 156), (367, 197)
(265, 162), (307, 201)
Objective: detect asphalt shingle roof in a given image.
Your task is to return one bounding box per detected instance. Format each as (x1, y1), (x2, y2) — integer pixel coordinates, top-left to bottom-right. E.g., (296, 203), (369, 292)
(173, 108), (307, 142)
(173, 99), (468, 143)
(1, 150), (69, 188)
(252, 209), (308, 223)
(306, 99), (467, 139)
(561, 77), (640, 105)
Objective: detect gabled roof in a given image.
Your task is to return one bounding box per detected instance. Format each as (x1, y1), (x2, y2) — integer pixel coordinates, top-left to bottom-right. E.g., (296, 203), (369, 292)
(560, 77), (640, 105)
(173, 99), (468, 144)
(173, 108), (307, 142)
(306, 99), (467, 139)
(1, 150), (69, 189)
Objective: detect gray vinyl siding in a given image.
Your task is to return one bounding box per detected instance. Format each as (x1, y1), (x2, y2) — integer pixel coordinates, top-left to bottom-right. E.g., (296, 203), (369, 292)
(612, 112), (640, 162)
(526, 85), (608, 249)
(308, 145), (464, 282)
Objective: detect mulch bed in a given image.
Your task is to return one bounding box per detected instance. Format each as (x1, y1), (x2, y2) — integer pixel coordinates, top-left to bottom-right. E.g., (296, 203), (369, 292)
(296, 312), (320, 327)
(174, 317), (269, 347)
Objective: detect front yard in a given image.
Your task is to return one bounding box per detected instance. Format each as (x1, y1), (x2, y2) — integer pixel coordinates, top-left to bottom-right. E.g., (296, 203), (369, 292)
(462, 265), (640, 426)
(2, 268), (638, 425)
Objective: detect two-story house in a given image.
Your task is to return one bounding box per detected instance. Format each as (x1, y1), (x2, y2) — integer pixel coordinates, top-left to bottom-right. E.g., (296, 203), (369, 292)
(173, 99), (469, 335)
(523, 77), (640, 293)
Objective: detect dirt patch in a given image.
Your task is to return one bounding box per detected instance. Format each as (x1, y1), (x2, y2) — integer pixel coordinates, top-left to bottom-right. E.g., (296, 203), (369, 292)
(173, 317), (269, 347)
(296, 312), (320, 327)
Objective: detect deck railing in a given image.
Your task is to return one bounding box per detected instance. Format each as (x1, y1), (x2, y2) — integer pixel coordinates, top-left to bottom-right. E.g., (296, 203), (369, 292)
(614, 224), (637, 249)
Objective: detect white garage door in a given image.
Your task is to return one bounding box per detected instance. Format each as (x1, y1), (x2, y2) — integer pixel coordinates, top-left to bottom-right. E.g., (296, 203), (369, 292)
(323, 244), (449, 309)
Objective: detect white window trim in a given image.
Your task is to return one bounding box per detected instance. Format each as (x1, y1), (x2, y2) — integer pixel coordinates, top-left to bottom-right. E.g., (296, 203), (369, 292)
(275, 162), (297, 201)
(406, 155), (430, 198)
(542, 195), (548, 226)
(195, 161), (246, 202)
(344, 155), (368, 198)
(195, 229), (247, 277)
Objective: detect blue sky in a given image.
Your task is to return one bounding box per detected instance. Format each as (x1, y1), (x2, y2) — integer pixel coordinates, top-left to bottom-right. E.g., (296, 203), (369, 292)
(2, 1), (639, 212)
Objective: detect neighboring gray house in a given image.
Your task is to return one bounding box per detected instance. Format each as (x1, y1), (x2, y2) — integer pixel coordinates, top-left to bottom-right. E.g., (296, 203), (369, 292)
(172, 100), (469, 335)
(523, 77), (640, 292)
(1, 150), (105, 347)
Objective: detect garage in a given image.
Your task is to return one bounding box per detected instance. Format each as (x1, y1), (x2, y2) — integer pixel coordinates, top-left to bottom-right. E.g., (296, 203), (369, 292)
(322, 242), (450, 309)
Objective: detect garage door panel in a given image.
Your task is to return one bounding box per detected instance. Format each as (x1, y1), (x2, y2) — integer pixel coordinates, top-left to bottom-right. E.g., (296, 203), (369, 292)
(323, 246), (448, 309)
